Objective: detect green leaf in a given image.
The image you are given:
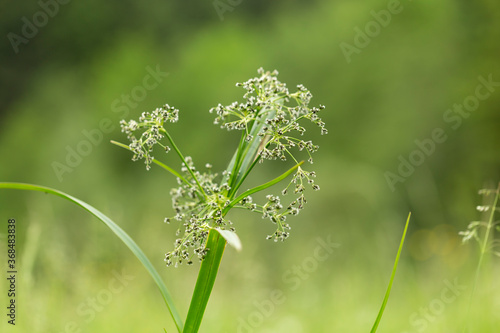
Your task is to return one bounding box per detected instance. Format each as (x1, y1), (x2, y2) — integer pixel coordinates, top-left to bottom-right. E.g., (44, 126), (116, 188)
(226, 101), (280, 198)
(0, 182), (184, 333)
(111, 140), (187, 183)
(370, 212), (411, 333)
(183, 229), (226, 333)
(215, 228), (242, 251)
(223, 160), (304, 215)
(223, 131), (248, 188)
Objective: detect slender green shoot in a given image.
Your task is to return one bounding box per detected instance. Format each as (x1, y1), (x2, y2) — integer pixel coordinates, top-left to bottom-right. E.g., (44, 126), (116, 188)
(477, 183), (500, 265)
(183, 229), (227, 333)
(370, 212), (411, 333)
(459, 182), (500, 333)
(111, 140), (188, 185)
(224, 161), (304, 215)
(161, 129), (207, 198)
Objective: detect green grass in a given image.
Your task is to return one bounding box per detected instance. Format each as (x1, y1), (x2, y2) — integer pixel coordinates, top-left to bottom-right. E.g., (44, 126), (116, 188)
(371, 212), (411, 333)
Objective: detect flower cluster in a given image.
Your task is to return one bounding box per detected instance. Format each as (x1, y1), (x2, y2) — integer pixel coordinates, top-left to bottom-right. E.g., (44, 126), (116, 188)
(116, 69), (326, 267)
(164, 159), (235, 267)
(208, 68), (326, 243)
(238, 166), (319, 242)
(119, 104), (179, 170)
(210, 68), (326, 164)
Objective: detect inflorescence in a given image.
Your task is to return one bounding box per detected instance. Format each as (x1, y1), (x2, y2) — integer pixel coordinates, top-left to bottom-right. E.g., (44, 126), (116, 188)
(459, 184), (500, 257)
(118, 68), (327, 267)
(210, 67), (327, 164)
(120, 104), (179, 170)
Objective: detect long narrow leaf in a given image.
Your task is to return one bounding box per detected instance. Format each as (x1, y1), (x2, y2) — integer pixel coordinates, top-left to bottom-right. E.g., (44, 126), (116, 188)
(223, 160), (304, 215)
(110, 140), (189, 184)
(370, 212), (411, 333)
(223, 131), (247, 187)
(0, 182), (184, 332)
(183, 229), (227, 333)
(227, 104), (279, 198)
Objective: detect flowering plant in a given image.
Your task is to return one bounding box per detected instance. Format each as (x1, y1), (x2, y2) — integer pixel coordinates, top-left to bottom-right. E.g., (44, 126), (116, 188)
(0, 68), (410, 333)
(115, 68), (326, 269)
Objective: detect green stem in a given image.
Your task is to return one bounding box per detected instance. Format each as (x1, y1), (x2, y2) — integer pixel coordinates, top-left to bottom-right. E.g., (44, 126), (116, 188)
(228, 153), (261, 199)
(161, 130), (207, 198)
(183, 229), (227, 333)
(462, 182), (500, 333)
(226, 118), (275, 198)
(152, 159), (191, 187)
(479, 183), (500, 261)
(224, 131), (247, 189)
(111, 140), (184, 181)
(111, 140), (204, 200)
(183, 97), (284, 332)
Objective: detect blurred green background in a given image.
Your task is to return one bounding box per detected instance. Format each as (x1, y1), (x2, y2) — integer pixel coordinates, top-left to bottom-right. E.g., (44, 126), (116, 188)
(1, 0), (499, 332)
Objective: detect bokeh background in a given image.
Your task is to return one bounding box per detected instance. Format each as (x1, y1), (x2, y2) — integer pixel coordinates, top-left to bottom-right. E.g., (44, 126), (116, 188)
(1, 1), (499, 332)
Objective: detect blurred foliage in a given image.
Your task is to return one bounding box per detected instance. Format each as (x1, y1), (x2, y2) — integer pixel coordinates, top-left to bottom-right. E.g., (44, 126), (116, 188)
(1, 0), (499, 332)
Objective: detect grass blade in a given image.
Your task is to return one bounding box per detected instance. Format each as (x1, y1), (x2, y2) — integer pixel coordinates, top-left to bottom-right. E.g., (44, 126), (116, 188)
(226, 103), (279, 198)
(111, 140), (188, 184)
(183, 229), (227, 333)
(370, 212), (411, 333)
(0, 182), (184, 332)
(223, 161), (304, 215)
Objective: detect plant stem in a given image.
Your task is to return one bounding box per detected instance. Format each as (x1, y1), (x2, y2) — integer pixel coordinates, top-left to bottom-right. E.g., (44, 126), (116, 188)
(462, 182), (500, 333)
(183, 229), (227, 333)
(478, 182), (500, 262)
(226, 101), (279, 198)
(161, 129), (207, 198)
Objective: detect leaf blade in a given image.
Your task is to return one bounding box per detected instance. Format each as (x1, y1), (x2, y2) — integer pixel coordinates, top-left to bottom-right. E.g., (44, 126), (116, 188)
(0, 182), (184, 333)
(223, 160), (304, 215)
(370, 212), (411, 333)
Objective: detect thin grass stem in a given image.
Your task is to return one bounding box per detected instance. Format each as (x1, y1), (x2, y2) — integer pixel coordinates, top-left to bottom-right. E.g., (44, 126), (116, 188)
(462, 182), (500, 333)
(161, 129), (207, 198)
(370, 212), (411, 333)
